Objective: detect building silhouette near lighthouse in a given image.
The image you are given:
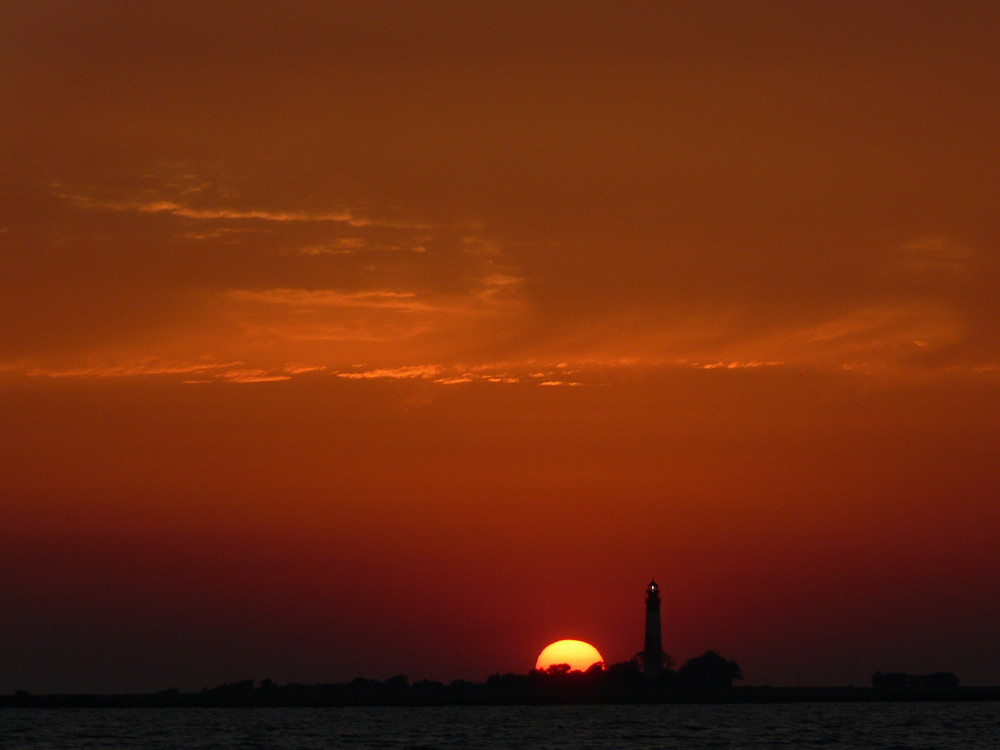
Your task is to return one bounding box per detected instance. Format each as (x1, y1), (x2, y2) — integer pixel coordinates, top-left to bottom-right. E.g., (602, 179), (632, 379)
(640, 579), (667, 677)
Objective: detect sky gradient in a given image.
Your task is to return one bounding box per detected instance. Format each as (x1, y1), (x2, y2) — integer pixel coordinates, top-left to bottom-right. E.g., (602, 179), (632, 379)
(2, 1), (998, 692)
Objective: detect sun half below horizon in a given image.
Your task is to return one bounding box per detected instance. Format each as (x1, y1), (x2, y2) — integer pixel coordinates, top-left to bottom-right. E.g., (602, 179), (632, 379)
(535, 640), (605, 673)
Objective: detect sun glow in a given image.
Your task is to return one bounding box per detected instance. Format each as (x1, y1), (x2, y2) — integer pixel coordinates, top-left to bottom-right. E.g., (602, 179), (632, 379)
(535, 639), (605, 672)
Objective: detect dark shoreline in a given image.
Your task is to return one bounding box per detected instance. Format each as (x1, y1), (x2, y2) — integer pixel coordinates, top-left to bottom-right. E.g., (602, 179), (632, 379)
(4, 686), (999, 708)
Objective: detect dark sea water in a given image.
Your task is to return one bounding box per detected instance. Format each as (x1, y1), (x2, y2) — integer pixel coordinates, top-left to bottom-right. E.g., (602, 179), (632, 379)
(2, 702), (998, 749)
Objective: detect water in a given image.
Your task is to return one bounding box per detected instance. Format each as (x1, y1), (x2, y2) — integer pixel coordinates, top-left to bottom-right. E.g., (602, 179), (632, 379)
(1, 702), (998, 749)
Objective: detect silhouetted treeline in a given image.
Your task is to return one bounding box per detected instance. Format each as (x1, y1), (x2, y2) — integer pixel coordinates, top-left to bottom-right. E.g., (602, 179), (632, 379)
(187, 656), (744, 705)
(6, 654), (746, 707)
(871, 671), (959, 689)
(6, 655), (991, 707)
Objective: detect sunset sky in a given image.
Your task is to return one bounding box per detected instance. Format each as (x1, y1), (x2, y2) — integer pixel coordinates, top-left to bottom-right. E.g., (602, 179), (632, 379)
(2, 1), (998, 693)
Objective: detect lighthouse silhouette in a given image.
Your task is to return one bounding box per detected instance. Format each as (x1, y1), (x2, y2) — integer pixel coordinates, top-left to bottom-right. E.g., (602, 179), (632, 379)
(641, 579), (667, 677)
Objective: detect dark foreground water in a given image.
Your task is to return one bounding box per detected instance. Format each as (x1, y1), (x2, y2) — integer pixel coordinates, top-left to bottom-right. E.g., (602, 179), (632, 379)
(2, 702), (998, 749)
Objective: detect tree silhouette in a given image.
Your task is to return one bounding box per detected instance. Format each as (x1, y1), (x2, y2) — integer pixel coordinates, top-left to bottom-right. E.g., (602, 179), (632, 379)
(678, 650), (743, 688)
(872, 671), (959, 689)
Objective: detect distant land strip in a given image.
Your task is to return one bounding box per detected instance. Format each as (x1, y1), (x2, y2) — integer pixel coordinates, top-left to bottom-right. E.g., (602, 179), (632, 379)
(5, 685), (999, 708)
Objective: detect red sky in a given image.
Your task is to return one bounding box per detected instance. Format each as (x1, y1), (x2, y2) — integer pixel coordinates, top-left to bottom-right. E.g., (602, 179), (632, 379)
(2, 1), (998, 692)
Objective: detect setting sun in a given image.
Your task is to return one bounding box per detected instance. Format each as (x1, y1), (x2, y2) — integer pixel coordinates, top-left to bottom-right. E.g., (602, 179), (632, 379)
(535, 640), (605, 673)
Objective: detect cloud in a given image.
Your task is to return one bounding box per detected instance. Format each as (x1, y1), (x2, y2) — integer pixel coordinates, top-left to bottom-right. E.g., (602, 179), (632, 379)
(889, 237), (976, 281)
(298, 238), (370, 255)
(337, 365), (443, 380)
(9, 171), (995, 383)
(0, 175), (532, 378)
(57, 193), (375, 227)
(11, 360), (244, 379)
(4, 358), (327, 384)
(695, 361), (784, 370)
(50, 180), (466, 233)
(217, 369), (291, 383)
(228, 288), (447, 313)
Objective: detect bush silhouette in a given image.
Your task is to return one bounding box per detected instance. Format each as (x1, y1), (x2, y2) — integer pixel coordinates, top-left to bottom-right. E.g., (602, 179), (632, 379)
(678, 651), (743, 688)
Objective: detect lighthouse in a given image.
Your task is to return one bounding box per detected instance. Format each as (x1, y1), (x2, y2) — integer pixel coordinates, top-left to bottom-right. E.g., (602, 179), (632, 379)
(641, 579), (666, 677)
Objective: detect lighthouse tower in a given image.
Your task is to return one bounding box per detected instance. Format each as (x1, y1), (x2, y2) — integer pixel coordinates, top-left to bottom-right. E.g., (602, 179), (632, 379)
(641, 579), (666, 677)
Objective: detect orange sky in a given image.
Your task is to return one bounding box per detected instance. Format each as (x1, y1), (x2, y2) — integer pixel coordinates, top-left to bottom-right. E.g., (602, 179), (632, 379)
(2, 1), (998, 692)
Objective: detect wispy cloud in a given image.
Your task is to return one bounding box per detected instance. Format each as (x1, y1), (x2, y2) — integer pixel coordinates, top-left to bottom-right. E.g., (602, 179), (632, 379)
(796, 302), (964, 358)
(675, 300), (968, 370)
(693, 361), (785, 370)
(13, 360), (244, 379)
(230, 288), (427, 310)
(337, 365), (443, 380)
(887, 236), (977, 283)
(217, 368), (292, 383)
(298, 238), (370, 255)
(60, 194), (375, 227)
(50, 180), (470, 233)
(14, 180), (996, 384)
(7, 359), (311, 384)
